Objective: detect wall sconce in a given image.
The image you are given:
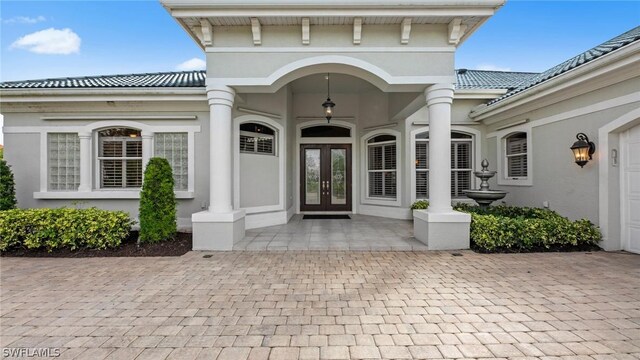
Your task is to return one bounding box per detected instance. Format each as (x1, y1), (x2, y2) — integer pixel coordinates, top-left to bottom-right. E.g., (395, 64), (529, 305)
(570, 132), (596, 168)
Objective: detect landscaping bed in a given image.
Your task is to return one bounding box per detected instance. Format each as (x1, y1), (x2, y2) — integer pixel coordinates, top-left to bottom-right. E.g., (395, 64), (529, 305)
(454, 203), (602, 253)
(1, 231), (192, 258)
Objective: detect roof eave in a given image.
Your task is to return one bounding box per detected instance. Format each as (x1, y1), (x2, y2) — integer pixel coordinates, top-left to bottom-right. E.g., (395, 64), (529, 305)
(469, 41), (640, 123)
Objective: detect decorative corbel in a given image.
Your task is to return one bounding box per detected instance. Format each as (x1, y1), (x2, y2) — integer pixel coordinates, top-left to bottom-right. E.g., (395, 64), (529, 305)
(251, 18), (261, 45)
(302, 18), (310, 45)
(401, 18), (412, 45)
(353, 18), (362, 45)
(200, 19), (213, 47)
(448, 18), (467, 45)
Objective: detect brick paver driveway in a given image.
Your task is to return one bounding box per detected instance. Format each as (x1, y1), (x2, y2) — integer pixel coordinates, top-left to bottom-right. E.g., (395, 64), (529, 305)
(1, 251), (639, 359)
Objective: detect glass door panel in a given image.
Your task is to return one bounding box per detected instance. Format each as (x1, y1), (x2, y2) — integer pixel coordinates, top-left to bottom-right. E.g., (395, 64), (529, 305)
(331, 149), (347, 205)
(304, 148), (321, 205)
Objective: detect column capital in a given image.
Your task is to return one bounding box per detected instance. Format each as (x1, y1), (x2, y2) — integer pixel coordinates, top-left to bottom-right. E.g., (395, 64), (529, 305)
(425, 83), (455, 107)
(141, 131), (154, 139)
(206, 83), (236, 107)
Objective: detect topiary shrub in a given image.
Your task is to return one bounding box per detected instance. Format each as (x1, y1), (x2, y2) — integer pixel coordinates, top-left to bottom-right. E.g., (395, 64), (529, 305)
(410, 200), (429, 210)
(0, 159), (17, 210)
(139, 157), (176, 243)
(0, 208), (133, 252)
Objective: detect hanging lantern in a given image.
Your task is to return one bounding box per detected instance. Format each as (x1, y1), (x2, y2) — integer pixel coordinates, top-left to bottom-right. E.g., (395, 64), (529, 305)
(322, 73), (335, 123)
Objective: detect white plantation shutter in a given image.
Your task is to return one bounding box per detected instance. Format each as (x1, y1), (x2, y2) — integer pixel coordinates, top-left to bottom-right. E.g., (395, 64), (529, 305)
(98, 129), (143, 188)
(506, 133), (528, 178)
(48, 133), (80, 191)
(367, 136), (397, 199)
(239, 131), (275, 155)
(415, 131), (473, 199)
(154, 133), (188, 191)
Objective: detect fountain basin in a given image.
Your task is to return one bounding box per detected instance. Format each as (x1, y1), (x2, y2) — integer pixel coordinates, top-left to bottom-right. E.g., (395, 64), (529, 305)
(463, 190), (507, 208)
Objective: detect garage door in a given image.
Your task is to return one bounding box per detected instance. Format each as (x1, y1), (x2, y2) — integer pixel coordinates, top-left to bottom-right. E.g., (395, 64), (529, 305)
(623, 123), (640, 254)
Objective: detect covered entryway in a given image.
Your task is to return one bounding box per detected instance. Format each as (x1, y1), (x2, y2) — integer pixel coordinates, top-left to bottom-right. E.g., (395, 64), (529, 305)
(622, 123), (640, 254)
(300, 144), (352, 212)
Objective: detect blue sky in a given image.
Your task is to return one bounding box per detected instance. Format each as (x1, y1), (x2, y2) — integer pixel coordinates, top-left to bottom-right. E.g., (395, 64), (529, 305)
(0, 0), (638, 82)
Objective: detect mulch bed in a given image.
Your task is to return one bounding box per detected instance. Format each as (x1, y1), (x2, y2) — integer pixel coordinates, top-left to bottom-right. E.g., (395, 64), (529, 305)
(471, 241), (602, 254)
(0, 232), (192, 258)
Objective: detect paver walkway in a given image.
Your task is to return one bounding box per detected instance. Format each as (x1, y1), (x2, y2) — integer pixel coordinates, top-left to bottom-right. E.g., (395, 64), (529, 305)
(1, 251), (639, 359)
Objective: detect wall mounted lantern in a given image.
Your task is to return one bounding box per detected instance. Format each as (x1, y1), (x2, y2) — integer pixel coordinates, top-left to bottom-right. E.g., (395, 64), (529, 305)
(322, 73), (335, 123)
(570, 132), (596, 168)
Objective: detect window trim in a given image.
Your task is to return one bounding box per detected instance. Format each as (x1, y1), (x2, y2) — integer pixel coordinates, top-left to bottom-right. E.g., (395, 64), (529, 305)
(96, 129), (143, 189)
(34, 120), (200, 199)
(233, 115), (286, 215)
(410, 125), (482, 204)
(361, 129), (401, 207)
(497, 129), (533, 186)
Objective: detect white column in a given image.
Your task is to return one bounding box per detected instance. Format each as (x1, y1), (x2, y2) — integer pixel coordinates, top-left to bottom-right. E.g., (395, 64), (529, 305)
(425, 83), (455, 213)
(141, 131), (153, 171)
(78, 132), (92, 192)
(207, 84), (235, 213)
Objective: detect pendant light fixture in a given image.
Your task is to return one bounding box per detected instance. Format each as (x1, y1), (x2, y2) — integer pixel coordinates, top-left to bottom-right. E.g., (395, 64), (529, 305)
(322, 73), (335, 123)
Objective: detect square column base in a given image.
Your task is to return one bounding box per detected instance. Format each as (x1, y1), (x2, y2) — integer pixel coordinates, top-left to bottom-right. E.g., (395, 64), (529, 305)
(413, 210), (471, 250)
(192, 210), (245, 251)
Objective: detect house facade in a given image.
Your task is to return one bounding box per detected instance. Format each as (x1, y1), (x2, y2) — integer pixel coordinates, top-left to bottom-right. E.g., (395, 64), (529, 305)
(1, 1), (639, 253)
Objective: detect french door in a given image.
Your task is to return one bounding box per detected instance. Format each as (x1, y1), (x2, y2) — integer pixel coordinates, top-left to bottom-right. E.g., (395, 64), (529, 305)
(300, 144), (352, 211)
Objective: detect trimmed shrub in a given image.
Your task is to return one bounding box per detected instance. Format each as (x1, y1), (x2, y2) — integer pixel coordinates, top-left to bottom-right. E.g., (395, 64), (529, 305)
(454, 204), (601, 252)
(0, 159), (17, 210)
(0, 208), (133, 252)
(139, 157), (176, 243)
(410, 200), (429, 210)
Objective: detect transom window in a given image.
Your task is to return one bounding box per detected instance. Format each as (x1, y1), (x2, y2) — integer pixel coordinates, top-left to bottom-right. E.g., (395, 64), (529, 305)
(98, 128), (143, 188)
(505, 132), (528, 178)
(301, 125), (351, 138)
(367, 134), (397, 199)
(415, 131), (473, 199)
(240, 123), (276, 155)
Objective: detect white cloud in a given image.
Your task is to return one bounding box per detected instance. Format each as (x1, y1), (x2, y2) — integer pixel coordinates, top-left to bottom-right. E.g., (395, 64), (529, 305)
(176, 58), (206, 71)
(475, 64), (512, 72)
(3, 16), (46, 24)
(11, 28), (81, 55)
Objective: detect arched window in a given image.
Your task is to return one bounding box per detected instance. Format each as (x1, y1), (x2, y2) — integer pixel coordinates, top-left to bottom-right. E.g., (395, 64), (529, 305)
(301, 125), (351, 138)
(240, 123), (276, 156)
(367, 134), (397, 199)
(98, 128), (142, 188)
(504, 132), (528, 179)
(415, 131), (473, 199)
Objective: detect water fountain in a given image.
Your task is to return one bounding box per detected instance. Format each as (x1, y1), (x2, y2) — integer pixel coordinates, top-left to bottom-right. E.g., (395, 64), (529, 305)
(463, 159), (507, 208)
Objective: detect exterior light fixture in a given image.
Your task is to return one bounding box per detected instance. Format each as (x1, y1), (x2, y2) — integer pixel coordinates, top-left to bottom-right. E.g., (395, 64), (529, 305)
(570, 132), (596, 168)
(322, 73), (335, 123)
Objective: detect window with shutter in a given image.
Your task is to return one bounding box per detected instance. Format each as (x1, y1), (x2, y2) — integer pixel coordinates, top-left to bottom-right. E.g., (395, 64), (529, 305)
(98, 128), (143, 189)
(367, 135), (397, 199)
(154, 133), (189, 191)
(239, 123), (276, 156)
(415, 131), (473, 199)
(505, 132), (528, 178)
(48, 133), (80, 191)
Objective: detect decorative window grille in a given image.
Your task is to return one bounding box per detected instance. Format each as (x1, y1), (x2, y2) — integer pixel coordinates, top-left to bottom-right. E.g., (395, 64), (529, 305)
(98, 128), (142, 188)
(367, 135), (397, 199)
(239, 123), (276, 155)
(154, 133), (188, 191)
(505, 132), (528, 178)
(415, 131), (473, 199)
(48, 133), (80, 190)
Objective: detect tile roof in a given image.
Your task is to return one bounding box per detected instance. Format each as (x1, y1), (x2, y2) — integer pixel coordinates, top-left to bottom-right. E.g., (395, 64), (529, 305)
(488, 25), (640, 105)
(1, 68), (535, 91)
(455, 69), (538, 90)
(0, 71), (206, 89)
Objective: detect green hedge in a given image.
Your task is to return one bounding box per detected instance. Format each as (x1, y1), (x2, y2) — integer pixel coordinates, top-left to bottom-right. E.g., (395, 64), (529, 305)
(0, 208), (133, 252)
(410, 200), (429, 210)
(453, 204), (601, 251)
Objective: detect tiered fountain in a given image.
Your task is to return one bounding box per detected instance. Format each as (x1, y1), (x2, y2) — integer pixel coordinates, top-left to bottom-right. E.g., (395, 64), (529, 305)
(463, 159), (507, 208)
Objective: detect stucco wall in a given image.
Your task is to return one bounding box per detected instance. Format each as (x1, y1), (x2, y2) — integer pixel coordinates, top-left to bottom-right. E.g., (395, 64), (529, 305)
(484, 77), (640, 226)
